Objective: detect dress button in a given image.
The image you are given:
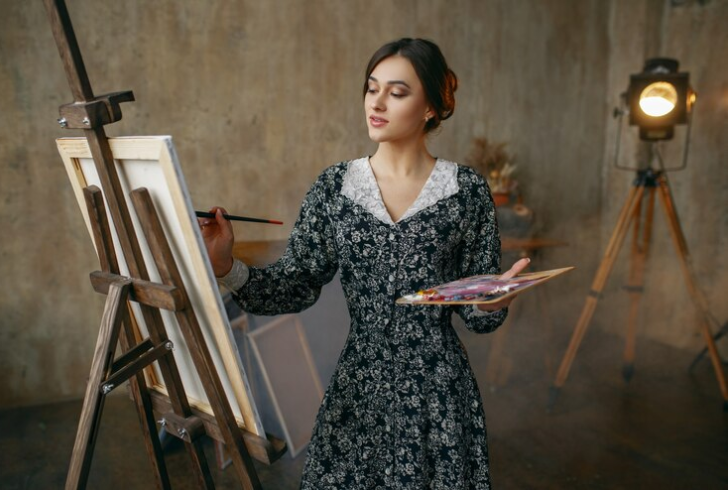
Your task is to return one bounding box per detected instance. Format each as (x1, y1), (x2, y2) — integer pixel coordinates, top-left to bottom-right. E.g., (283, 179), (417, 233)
(389, 233), (395, 241)
(385, 425), (391, 432)
(385, 468), (391, 476)
(388, 275), (395, 282)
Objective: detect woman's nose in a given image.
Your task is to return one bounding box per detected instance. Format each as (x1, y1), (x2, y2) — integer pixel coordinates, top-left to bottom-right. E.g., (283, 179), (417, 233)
(370, 93), (385, 111)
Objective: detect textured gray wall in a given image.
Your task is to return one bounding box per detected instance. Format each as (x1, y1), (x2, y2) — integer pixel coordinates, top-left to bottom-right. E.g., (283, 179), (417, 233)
(0, 0), (725, 407)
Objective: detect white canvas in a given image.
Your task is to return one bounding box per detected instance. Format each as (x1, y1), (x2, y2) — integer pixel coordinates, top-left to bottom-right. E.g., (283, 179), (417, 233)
(56, 136), (264, 437)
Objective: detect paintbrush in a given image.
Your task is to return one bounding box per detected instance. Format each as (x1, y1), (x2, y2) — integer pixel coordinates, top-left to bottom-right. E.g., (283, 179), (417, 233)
(195, 211), (283, 225)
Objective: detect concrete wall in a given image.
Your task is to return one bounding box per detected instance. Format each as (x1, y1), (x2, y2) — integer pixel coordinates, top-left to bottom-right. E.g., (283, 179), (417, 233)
(0, 0), (725, 407)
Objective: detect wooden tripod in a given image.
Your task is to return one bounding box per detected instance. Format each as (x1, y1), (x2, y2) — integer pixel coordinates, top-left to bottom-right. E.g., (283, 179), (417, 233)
(43, 1), (283, 488)
(548, 167), (728, 411)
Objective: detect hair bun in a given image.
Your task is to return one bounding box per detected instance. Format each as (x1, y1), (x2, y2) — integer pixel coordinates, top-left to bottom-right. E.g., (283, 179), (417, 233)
(440, 69), (458, 121)
(447, 69), (459, 93)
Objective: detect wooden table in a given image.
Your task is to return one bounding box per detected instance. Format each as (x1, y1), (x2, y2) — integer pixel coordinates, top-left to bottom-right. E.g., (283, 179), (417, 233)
(233, 240), (287, 267)
(502, 236), (567, 255)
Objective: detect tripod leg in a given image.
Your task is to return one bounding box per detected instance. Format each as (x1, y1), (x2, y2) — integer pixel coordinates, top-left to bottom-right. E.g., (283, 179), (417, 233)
(622, 187), (655, 381)
(549, 185), (645, 409)
(66, 279), (131, 490)
(656, 178), (728, 408)
(689, 321), (728, 372)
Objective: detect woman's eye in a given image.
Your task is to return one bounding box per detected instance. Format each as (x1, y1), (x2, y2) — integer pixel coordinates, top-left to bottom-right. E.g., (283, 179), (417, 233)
(367, 88), (378, 94)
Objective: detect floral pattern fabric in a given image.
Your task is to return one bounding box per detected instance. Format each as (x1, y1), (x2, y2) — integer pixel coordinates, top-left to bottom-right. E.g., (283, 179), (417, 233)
(232, 158), (507, 489)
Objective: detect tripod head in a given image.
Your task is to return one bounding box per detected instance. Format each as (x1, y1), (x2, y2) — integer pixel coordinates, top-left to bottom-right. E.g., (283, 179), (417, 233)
(631, 167), (662, 188)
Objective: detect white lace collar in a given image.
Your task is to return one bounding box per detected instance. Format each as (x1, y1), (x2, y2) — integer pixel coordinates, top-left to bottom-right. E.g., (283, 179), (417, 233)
(341, 157), (459, 225)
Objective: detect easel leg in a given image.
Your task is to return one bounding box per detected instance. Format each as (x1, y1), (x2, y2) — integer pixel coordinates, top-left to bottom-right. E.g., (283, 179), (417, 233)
(622, 187), (655, 381)
(137, 305), (215, 489)
(66, 280), (131, 490)
(549, 185), (645, 409)
(132, 188), (261, 489)
(657, 178), (728, 407)
(84, 185), (210, 488)
(118, 312), (172, 490)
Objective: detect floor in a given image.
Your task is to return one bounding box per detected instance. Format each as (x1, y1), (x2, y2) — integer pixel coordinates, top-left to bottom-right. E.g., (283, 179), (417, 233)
(1, 322), (727, 489)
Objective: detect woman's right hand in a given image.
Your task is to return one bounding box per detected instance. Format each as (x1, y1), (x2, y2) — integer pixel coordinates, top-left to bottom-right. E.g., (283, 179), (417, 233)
(198, 206), (235, 277)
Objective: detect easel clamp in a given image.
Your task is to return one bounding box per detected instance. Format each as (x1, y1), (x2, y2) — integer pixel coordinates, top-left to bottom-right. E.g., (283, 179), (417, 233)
(159, 412), (206, 443)
(58, 91), (134, 129)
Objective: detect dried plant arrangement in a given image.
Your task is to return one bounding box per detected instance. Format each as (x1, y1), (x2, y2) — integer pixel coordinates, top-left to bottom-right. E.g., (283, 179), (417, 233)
(465, 137), (518, 198)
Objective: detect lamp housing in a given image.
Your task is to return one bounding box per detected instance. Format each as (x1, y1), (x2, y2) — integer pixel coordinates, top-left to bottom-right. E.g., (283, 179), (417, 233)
(627, 58), (695, 141)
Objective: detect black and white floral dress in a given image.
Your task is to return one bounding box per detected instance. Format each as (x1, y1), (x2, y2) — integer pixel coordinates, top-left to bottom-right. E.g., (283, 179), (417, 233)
(227, 157), (507, 489)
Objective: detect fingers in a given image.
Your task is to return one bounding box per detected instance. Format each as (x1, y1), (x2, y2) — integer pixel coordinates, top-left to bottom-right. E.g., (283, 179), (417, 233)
(214, 207), (229, 228)
(477, 258), (533, 312)
(499, 257), (531, 280)
(198, 206), (230, 229)
(215, 208), (235, 240)
(477, 296), (514, 312)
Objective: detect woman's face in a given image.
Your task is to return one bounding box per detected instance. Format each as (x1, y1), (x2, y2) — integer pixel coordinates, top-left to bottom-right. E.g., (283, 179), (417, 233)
(365, 55), (433, 144)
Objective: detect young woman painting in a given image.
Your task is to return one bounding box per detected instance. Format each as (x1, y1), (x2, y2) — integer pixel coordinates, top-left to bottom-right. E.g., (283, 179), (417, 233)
(200, 38), (529, 489)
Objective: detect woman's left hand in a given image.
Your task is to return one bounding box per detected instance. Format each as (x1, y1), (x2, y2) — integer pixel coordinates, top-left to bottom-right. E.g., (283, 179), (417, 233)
(477, 257), (531, 312)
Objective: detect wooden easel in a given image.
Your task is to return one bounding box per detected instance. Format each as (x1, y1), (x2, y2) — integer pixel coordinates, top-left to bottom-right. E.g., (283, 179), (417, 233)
(43, 1), (284, 488)
(548, 167), (728, 411)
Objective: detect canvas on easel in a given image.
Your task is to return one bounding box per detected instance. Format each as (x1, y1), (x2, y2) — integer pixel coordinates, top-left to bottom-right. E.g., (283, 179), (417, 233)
(56, 135), (265, 438)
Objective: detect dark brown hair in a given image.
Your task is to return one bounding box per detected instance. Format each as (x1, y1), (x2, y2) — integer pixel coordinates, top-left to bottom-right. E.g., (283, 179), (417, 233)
(363, 38), (458, 133)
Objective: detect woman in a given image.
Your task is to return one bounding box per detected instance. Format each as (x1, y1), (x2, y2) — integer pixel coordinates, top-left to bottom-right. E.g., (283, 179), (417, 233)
(201, 38), (528, 489)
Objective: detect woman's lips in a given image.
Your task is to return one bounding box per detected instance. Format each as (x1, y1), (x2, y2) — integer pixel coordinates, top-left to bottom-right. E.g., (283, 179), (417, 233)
(369, 115), (388, 127)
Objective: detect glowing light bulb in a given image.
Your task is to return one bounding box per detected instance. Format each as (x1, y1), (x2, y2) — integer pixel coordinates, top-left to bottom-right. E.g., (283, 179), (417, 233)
(639, 82), (678, 117)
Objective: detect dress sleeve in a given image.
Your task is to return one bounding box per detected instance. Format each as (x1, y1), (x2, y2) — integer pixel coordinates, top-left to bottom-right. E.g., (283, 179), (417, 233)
(230, 172), (338, 315)
(454, 176), (508, 333)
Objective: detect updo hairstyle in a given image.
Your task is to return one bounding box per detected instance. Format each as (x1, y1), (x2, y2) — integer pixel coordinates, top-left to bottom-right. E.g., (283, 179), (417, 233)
(363, 38), (458, 133)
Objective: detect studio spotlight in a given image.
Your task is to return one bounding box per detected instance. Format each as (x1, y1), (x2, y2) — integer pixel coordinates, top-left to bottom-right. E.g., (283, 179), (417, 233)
(627, 58), (696, 141)
(550, 57), (728, 412)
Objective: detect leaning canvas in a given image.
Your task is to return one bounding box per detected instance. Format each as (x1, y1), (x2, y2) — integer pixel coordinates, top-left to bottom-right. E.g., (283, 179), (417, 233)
(56, 136), (265, 437)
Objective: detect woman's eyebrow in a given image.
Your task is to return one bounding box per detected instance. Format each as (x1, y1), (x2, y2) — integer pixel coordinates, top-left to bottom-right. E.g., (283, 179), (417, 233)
(368, 76), (412, 89)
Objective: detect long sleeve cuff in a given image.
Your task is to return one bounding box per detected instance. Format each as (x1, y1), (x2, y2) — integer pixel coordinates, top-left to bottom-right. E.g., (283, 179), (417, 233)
(471, 305), (500, 317)
(217, 258), (249, 291)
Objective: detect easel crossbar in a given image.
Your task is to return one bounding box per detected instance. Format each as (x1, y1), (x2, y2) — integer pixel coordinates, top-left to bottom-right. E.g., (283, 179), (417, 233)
(90, 271), (185, 311)
(102, 340), (174, 394)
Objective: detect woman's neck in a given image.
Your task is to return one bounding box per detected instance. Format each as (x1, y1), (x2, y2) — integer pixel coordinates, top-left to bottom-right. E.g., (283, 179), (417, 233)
(369, 141), (435, 179)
